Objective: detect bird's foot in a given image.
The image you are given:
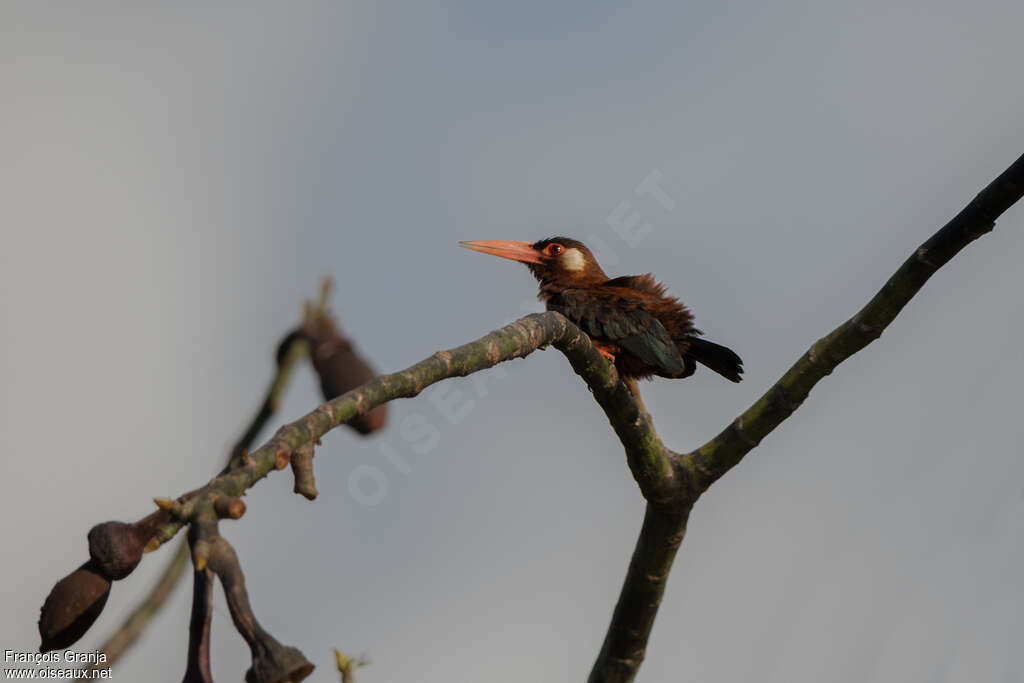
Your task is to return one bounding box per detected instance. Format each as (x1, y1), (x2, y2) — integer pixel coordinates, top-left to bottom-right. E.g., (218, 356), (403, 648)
(592, 342), (617, 362)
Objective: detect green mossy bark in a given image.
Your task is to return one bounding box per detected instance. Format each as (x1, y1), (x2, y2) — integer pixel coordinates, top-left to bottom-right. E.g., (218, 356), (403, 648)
(146, 313), (671, 550)
(682, 150), (1024, 496)
(588, 504), (689, 683)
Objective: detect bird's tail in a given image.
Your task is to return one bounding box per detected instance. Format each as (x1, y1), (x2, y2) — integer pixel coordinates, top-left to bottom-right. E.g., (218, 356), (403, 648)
(686, 338), (744, 382)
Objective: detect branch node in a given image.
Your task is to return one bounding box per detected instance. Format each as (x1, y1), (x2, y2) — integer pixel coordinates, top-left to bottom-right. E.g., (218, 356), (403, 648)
(317, 402), (336, 424)
(730, 419), (761, 449)
(154, 497), (190, 520)
(188, 509), (219, 572)
(192, 548), (209, 572)
(766, 385), (803, 415)
(855, 320), (883, 340)
(214, 496), (247, 520)
(915, 246), (939, 268)
(274, 449), (291, 471)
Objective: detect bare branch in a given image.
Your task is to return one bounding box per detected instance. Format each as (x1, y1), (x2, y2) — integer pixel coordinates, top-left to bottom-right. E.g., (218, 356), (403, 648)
(683, 149), (1024, 493)
(589, 504), (689, 683)
(182, 569), (213, 683)
(587, 150), (1024, 682)
(75, 311), (313, 678)
(136, 312), (668, 555)
(206, 536), (314, 683)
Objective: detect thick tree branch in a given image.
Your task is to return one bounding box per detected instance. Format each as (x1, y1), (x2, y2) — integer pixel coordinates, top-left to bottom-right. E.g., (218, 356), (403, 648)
(682, 149), (1024, 493)
(589, 503), (689, 683)
(588, 150), (1024, 682)
(138, 312), (670, 555)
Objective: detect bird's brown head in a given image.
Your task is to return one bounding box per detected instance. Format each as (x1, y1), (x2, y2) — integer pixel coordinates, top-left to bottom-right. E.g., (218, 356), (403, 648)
(459, 236), (608, 286)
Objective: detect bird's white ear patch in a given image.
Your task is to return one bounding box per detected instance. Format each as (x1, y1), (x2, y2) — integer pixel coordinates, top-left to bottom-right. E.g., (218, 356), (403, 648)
(561, 248), (585, 271)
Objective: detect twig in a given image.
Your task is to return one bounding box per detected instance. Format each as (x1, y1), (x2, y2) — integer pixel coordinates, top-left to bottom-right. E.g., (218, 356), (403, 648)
(205, 535), (314, 683)
(333, 649), (370, 683)
(136, 311), (666, 555)
(75, 316), (312, 678)
(682, 150), (1024, 492)
(182, 569), (213, 683)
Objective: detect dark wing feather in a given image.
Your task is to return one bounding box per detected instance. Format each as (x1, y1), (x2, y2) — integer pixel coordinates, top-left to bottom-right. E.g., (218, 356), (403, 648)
(602, 274), (665, 295)
(549, 289), (685, 376)
(603, 274), (701, 336)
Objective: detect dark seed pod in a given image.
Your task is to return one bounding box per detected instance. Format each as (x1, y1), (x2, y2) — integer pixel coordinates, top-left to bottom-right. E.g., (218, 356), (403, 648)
(38, 561), (111, 652)
(246, 644), (315, 683)
(88, 521), (146, 580)
(315, 346), (387, 433)
(303, 314), (387, 435)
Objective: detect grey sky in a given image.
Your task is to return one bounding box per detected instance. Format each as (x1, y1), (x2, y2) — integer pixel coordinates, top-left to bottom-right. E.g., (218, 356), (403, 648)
(2, 2), (1022, 681)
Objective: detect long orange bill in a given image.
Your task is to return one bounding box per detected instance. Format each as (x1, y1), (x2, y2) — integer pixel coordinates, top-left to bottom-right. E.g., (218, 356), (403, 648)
(458, 240), (544, 265)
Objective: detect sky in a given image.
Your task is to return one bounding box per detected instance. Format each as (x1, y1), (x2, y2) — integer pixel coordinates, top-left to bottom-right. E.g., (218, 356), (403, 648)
(2, 2), (1023, 682)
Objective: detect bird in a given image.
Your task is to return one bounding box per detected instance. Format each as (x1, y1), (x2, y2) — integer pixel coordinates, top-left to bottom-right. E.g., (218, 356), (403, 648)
(459, 237), (743, 382)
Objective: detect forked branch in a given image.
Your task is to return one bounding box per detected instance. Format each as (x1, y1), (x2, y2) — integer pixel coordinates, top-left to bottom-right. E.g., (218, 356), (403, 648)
(41, 150), (1023, 683)
(589, 149), (1024, 682)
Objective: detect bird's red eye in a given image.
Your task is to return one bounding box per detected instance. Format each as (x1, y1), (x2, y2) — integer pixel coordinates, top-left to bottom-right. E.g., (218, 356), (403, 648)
(545, 243), (565, 257)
